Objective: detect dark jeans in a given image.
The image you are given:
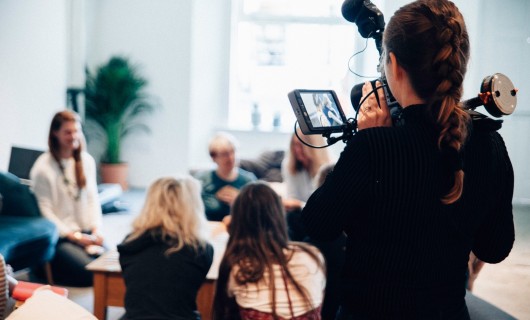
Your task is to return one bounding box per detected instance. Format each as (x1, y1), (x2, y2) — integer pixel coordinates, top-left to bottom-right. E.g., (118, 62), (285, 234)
(50, 238), (96, 287)
(286, 209), (307, 241)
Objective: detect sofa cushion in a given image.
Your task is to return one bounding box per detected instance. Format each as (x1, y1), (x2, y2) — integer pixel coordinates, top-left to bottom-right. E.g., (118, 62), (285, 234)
(239, 150), (285, 182)
(0, 172), (40, 217)
(0, 216), (58, 271)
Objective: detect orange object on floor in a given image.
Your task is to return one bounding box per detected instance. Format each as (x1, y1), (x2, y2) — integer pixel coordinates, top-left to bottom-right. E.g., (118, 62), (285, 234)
(11, 281), (68, 301)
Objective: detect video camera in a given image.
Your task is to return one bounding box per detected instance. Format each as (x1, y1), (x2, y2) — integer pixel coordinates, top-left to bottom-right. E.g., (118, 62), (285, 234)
(288, 0), (518, 145)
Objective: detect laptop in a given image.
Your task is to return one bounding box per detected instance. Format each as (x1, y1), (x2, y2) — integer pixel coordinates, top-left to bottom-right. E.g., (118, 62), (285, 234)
(7, 146), (45, 185)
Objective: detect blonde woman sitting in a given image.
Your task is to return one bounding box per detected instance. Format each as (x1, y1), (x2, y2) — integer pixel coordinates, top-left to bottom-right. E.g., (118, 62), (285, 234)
(118, 177), (214, 320)
(282, 129), (332, 210)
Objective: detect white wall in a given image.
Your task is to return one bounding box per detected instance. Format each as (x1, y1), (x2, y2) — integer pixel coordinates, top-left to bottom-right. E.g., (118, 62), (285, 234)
(382, 0), (530, 203)
(83, 0), (294, 186)
(470, 0), (530, 203)
(1, 0), (528, 202)
(188, 0), (234, 170)
(84, 0), (194, 187)
(0, 0), (68, 169)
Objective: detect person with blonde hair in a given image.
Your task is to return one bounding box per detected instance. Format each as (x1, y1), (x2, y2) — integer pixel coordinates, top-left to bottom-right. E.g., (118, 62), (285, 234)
(282, 129), (332, 209)
(118, 176), (213, 320)
(281, 130), (333, 242)
(321, 95), (343, 126)
(199, 132), (256, 222)
(30, 110), (102, 286)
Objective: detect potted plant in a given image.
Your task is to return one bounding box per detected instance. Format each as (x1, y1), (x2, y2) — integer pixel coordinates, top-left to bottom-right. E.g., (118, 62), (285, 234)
(84, 56), (156, 190)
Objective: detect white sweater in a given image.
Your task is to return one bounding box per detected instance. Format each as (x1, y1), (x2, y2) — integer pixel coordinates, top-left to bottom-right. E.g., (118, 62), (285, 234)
(30, 152), (102, 237)
(228, 245), (325, 318)
(281, 159), (316, 203)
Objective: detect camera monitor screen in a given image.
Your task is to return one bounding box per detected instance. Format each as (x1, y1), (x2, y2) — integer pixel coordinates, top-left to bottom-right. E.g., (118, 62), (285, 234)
(288, 89), (348, 135)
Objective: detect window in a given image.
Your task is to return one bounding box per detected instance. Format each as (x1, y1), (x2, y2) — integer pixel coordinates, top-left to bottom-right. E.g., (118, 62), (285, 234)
(228, 0), (368, 132)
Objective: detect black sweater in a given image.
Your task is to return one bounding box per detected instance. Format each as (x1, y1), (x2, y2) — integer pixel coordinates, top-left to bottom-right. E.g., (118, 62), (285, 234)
(302, 105), (514, 319)
(118, 232), (214, 320)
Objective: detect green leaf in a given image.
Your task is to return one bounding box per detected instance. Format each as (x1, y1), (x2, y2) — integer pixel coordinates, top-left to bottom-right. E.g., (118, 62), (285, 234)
(84, 56), (157, 163)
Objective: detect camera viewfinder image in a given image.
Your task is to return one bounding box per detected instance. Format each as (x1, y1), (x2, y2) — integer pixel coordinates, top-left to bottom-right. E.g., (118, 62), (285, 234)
(300, 92), (343, 128)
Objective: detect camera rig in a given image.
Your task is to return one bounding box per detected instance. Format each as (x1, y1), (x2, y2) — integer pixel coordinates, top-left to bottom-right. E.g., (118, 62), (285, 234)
(288, 0), (519, 148)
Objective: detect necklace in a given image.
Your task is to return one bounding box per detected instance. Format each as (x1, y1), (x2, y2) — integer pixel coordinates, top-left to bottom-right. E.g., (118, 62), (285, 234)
(58, 160), (81, 201)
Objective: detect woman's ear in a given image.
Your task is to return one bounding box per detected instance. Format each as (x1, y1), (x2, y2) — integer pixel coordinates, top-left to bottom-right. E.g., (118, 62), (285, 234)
(388, 52), (403, 80)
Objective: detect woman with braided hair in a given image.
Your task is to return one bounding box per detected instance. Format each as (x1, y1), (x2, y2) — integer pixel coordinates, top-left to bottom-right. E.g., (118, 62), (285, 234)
(302, 0), (514, 319)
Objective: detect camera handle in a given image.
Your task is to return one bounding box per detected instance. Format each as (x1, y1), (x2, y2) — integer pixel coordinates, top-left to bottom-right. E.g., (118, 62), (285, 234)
(294, 119), (357, 149)
(323, 118), (358, 146)
(461, 73), (517, 118)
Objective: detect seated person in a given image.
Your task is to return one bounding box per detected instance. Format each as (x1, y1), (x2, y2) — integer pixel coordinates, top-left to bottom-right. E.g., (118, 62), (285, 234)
(281, 129), (332, 210)
(322, 95), (343, 126)
(214, 182), (326, 319)
(198, 132), (256, 222)
(30, 111), (103, 287)
(118, 176), (213, 320)
(281, 130), (332, 241)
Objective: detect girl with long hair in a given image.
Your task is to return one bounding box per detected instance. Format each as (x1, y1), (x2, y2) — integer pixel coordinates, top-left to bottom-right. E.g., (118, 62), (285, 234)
(214, 182), (325, 319)
(282, 129), (332, 207)
(302, 0), (514, 319)
(281, 130), (332, 241)
(118, 176), (213, 320)
(30, 110), (102, 286)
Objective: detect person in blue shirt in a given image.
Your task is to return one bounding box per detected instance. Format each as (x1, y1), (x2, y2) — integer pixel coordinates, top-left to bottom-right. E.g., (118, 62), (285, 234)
(198, 132), (256, 222)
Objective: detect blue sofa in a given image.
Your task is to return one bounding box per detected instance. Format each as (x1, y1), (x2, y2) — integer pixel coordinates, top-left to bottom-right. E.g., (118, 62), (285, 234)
(0, 172), (58, 272)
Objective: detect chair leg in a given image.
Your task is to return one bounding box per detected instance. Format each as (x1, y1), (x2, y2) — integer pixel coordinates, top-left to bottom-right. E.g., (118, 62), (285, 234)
(44, 263), (54, 285)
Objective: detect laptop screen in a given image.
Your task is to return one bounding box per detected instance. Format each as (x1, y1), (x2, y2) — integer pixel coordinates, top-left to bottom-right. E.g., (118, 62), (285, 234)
(8, 146), (45, 180)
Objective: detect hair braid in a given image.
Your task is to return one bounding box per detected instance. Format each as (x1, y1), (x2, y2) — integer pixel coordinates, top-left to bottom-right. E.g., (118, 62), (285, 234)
(426, 3), (470, 204)
(384, 0), (470, 204)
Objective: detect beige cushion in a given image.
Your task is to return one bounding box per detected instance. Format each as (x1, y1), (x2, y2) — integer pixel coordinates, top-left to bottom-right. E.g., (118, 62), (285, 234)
(6, 288), (96, 320)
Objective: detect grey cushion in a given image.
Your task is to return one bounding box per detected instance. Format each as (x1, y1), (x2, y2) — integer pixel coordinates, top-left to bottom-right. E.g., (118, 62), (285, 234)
(0, 172), (40, 217)
(239, 150), (284, 182)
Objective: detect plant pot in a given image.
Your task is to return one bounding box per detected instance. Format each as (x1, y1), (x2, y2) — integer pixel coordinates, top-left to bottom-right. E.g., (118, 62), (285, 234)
(100, 162), (129, 190)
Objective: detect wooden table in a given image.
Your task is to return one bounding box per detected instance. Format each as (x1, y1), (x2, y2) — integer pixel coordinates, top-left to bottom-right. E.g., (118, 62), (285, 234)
(86, 222), (229, 320)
